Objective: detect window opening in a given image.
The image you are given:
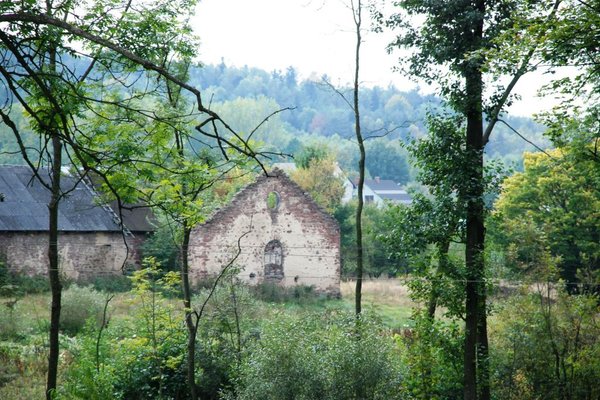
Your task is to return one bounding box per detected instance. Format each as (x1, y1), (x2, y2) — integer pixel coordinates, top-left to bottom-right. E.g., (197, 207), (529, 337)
(267, 191), (280, 210)
(264, 239), (284, 281)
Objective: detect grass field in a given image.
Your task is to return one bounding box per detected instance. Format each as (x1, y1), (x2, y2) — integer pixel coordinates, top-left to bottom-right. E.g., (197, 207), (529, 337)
(341, 279), (415, 328)
(0, 278), (416, 399)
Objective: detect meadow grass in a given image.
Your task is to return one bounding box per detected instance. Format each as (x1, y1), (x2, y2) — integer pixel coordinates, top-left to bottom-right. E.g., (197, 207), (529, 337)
(340, 278), (415, 328)
(0, 278), (416, 398)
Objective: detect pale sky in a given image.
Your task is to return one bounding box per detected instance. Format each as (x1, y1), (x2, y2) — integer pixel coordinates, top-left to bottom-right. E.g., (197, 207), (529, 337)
(194, 0), (560, 117)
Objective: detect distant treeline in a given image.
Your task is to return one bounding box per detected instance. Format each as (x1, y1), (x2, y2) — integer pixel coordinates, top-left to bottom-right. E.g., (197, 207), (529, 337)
(0, 61), (548, 180)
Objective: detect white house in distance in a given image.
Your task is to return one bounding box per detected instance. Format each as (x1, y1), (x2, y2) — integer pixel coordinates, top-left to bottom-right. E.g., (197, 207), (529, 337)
(360, 177), (412, 207)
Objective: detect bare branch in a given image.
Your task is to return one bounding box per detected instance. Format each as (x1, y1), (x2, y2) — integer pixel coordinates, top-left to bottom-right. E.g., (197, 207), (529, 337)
(482, 0), (562, 145)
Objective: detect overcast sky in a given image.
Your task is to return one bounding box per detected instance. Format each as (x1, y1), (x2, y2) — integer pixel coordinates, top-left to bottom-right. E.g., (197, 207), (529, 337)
(194, 0), (561, 117)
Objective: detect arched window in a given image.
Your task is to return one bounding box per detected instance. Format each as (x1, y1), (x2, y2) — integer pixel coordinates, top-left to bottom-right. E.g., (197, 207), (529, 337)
(264, 239), (284, 281)
(266, 191), (280, 211)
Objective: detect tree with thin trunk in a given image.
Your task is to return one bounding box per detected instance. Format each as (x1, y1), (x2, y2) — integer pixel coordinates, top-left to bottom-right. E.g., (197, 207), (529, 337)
(352, 0), (366, 316)
(324, 0), (367, 315)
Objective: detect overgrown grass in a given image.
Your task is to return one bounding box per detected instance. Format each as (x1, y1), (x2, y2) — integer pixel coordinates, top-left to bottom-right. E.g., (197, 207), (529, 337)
(341, 278), (415, 329)
(0, 278), (416, 398)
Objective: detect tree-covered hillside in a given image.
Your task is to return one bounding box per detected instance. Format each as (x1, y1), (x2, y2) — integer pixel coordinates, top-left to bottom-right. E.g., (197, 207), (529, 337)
(0, 62), (547, 178)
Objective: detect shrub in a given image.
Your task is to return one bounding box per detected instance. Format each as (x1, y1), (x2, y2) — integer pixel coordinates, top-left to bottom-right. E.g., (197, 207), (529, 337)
(490, 289), (600, 400)
(396, 312), (463, 399)
(0, 300), (32, 341)
(89, 275), (132, 293)
(192, 279), (259, 399)
(232, 311), (404, 400)
(252, 282), (322, 304)
(1, 270), (50, 294)
(59, 285), (105, 335)
(58, 260), (189, 400)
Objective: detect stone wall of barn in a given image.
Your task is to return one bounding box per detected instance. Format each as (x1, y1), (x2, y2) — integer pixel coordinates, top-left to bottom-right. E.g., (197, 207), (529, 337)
(0, 232), (132, 281)
(188, 172), (341, 297)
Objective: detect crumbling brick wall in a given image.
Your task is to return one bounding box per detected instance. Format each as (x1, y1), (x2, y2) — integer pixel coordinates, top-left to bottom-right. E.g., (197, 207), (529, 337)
(0, 232), (131, 280)
(188, 170), (341, 297)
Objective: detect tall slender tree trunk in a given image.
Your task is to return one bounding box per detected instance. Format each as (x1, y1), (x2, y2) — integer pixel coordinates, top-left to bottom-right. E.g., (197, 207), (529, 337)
(182, 222), (198, 400)
(463, 67), (488, 400)
(463, 2), (486, 395)
(46, 132), (62, 400)
(461, 1), (490, 397)
(478, 293), (490, 400)
(353, 0), (365, 316)
(46, 26), (63, 397)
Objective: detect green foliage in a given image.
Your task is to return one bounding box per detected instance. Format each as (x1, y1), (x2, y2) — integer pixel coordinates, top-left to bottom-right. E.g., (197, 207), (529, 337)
(534, 0), (600, 155)
(397, 313), (463, 399)
(0, 263), (50, 294)
(335, 202), (406, 278)
(0, 339), (51, 399)
(266, 191), (279, 210)
(141, 219), (181, 272)
(192, 280), (259, 399)
(251, 282), (321, 304)
(56, 322), (120, 400)
(295, 144), (328, 169)
(231, 311), (404, 400)
(490, 289), (600, 400)
(0, 299), (29, 341)
(59, 285), (106, 336)
(492, 147), (600, 288)
(364, 140), (410, 184)
(290, 156), (346, 214)
(89, 275), (132, 293)
(59, 258), (188, 400)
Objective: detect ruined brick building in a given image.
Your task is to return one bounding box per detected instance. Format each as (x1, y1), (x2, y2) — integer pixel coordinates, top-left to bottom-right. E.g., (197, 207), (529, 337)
(188, 169), (341, 296)
(0, 165), (153, 280)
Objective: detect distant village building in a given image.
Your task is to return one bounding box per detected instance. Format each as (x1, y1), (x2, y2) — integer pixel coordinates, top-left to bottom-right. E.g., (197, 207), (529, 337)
(188, 169), (341, 297)
(360, 177), (412, 207)
(271, 162), (411, 207)
(0, 165), (153, 280)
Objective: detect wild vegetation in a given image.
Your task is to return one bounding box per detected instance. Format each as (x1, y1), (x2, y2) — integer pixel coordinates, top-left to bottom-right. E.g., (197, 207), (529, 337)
(1, 0), (599, 399)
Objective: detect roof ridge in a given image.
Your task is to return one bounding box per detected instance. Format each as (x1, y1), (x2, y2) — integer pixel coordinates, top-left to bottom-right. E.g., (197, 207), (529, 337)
(194, 168), (339, 230)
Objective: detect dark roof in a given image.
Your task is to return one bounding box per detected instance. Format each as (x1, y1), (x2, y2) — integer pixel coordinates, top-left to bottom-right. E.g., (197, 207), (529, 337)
(85, 171), (156, 233)
(108, 200), (156, 232)
(363, 179), (402, 191)
(0, 165), (123, 232)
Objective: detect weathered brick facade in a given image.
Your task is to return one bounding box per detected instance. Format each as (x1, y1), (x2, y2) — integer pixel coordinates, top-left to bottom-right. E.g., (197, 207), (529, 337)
(0, 165), (150, 281)
(188, 170), (341, 296)
(0, 232), (131, 280)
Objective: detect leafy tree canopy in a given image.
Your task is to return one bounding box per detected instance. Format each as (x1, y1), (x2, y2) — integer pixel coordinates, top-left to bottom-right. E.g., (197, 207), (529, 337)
(492, 146), (600, 288)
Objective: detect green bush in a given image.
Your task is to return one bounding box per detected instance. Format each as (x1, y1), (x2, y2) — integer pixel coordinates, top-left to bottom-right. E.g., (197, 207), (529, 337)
(396, 313), (463, 399)
(192, 280), (259, 399)
(0, 301), (28, 341)
(252, 282), (321, 304)
(490, 290), (600, 400)
(89, 274), (132, 293)
(140, 222), (180, 272)
(59, 260), (189, 400)
(1, 271), (49, 294)
(231, 311), (404, 400)
(59, 285), (105, 335)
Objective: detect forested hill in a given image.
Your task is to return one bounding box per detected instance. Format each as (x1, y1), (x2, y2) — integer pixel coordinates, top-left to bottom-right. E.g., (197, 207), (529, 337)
(0, 62), (547, 175)
(189, 63), (547, 158)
